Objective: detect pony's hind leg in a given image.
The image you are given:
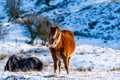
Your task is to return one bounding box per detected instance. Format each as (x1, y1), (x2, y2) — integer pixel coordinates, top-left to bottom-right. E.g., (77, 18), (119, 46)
(63, 57), (69, 75)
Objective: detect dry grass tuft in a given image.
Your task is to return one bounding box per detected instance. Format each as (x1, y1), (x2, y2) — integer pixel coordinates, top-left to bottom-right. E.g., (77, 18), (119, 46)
(0, 54), (9, 60)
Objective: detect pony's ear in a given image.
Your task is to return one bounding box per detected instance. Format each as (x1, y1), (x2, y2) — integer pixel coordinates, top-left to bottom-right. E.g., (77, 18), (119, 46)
(50, 26), (53, 30)
(55, 26), (59, 29)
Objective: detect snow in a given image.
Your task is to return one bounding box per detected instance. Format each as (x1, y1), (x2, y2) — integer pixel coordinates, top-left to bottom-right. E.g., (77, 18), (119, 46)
(0, 0), (8, 22)
(21, 0), (37, 12)
(0, 0), (120, 80)
(0, 23), (120, 80)
(50, 0), (64, 6)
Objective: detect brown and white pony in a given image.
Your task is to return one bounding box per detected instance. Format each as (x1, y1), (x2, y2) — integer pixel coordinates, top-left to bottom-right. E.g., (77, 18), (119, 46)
(5, 55), (43, 72)
(49, 26), (76, 74)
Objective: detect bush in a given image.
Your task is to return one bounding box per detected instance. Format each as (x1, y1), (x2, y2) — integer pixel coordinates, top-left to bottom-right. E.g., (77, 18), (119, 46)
(37, 16), (51, 45)
(7, 0), (21, 22)
(18, 15), (52, 45)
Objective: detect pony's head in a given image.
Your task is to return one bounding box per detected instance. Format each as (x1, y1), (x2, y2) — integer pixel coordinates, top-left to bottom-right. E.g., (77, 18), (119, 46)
(49, 26), (61, 48)
(5, 55), (20, 71)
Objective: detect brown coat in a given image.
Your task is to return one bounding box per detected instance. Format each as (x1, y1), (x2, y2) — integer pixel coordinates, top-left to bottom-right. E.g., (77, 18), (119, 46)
(49, 26), (76, 74)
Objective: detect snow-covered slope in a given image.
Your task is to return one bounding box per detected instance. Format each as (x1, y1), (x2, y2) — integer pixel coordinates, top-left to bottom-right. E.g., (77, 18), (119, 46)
(63, 2), (120, 41)
(1, 0), (120, 41)
(21, 0), (120, 41)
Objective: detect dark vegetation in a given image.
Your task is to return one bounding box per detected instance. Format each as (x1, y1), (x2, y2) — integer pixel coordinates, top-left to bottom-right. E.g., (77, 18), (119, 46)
(0, 54), (8, 60)
(16, 15), (52, 45)
(5, 0), (120, 44)
(7, 0), (21, 22)
(73, 2), (120, 41)
(6, 0), (53, 45)
(6, 0), (71, 45)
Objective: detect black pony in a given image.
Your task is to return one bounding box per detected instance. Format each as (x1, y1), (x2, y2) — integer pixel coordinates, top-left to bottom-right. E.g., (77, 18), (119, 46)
(5, 55), (43, 72)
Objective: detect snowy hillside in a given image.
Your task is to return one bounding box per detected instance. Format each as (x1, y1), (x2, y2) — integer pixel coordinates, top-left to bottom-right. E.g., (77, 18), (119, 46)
(1, 0), (120, 41)
(21, 0), (120, 41)
(0, 0), (120, 80)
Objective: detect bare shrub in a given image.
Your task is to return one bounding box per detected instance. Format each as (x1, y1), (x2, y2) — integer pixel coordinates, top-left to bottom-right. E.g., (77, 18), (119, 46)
(36, 16), (51, 45)
(7, 0), (21, 22)
(16, 15), (52, 45)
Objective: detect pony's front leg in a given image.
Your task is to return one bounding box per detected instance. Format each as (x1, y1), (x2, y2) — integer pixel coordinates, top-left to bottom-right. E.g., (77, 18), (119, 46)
(58, 60), (61, 74)
(54, 59), (58, 74)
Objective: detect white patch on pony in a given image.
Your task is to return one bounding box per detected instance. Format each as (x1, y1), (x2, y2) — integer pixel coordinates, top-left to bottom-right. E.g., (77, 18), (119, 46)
(53, 30), (58, 39)
(49, 32), (61, 48)
(49, 44), (56, 48)
(56, 32), (61, 45)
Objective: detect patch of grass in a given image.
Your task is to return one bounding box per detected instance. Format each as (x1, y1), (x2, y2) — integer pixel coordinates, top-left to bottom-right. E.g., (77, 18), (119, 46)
(103, 21), (110, 25)
(0, 54), (9, 60)
(74, 30), (90, 37)
(77, 66), (94, 72)
(88, 21), (98, 29)
(111, 67), (120, 71)
(81, 5), (92, 11)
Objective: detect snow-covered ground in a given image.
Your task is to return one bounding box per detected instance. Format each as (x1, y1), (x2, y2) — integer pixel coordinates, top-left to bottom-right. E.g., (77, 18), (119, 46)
(0, 43), (120, 80)
(0, 23), (120, 80)
(0, 0), (120, 80)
